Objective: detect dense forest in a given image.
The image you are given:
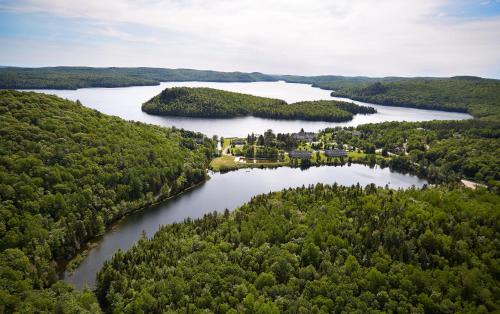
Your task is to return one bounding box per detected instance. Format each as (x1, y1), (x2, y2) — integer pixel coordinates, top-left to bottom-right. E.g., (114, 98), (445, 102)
(322, 120), (500, 187)
(0, 67), (274, 90)
(0, 90), (216, 312)
(96, 184), (500, 313)
(142, 87), (376, 122)
(315, 77), (500, 120)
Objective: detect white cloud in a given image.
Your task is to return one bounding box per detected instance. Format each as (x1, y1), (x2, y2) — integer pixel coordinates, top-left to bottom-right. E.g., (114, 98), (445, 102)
(1, 0), (499, 77)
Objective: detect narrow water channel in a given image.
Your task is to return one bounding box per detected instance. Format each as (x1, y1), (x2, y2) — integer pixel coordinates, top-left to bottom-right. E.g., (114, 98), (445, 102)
(65, 165), (427, 289)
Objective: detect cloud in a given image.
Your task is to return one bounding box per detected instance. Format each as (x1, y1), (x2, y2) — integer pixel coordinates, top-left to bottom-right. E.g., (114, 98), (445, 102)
(0, 0), (499, 77)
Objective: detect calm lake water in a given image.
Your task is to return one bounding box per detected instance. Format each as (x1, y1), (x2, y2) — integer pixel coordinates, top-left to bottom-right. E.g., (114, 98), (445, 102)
(65, 165), (427, 289)
(29, 81), (471, 137)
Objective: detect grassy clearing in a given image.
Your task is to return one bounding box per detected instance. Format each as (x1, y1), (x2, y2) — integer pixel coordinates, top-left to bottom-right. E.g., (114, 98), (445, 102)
(210, 155), (290, 172)
(209, 156), (242, 171)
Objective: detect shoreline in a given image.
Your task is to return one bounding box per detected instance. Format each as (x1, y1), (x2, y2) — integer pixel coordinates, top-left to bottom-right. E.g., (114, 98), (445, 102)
(58, 174), (211, 279)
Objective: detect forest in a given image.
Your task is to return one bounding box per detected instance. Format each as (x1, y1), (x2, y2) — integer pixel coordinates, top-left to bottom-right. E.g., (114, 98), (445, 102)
(0, 90), (216, 312)
(96, 184), (500, 313)
(142, 87), (376, 122)
(314, 77), (500, 120)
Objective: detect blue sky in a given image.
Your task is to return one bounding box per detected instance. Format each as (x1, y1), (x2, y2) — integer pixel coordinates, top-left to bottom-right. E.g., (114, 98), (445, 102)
(0, 0), (499, 78)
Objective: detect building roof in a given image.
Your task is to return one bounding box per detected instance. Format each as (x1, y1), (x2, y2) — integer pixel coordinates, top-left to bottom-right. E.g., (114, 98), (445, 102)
(291, 131), (316, 142)
(325, 149), (347, 157)
(231, 138), (245, 145)
(289, 150), (312, 159)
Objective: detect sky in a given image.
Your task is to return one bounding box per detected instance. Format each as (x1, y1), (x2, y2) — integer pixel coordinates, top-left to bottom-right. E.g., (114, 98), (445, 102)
(0, 0), (499, 78)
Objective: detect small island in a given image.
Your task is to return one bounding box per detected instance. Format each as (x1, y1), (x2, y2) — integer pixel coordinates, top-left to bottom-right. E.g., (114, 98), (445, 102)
(142, 87), (376, 122)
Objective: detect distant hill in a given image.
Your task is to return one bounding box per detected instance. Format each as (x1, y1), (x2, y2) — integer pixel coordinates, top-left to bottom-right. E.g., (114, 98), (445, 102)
(0, 66), (275, 89)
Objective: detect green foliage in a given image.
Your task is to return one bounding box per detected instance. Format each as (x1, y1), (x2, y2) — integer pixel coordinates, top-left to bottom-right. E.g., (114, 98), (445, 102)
(0, 90), (215, 312)
(0, 67), (275, 89)
(323, 120), (500, 186)
(96, 185), (500, 313)
(142, 87), (376, 122)
(0, 249), (101, 313)
(317, 76), (500, 120)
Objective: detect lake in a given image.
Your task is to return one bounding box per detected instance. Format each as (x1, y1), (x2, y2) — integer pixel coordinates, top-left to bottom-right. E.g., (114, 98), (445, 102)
(29, 81), (472, 137)
(64, 165), (427, 289)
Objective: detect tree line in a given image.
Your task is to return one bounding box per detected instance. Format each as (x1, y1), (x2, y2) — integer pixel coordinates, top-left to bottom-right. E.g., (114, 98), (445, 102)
(0, 67), (275, 90)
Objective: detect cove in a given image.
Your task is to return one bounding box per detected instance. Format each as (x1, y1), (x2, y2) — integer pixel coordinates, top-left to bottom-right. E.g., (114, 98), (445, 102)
(28, 81), (472, 137)
(64, 164), (427, 289)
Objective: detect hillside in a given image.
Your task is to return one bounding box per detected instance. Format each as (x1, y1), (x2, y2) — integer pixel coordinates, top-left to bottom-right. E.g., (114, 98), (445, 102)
(142, 87), (376, 122)
(314, 77), (500, 120)
(0, 90), (215, 312)
(96, 184), (500, 313)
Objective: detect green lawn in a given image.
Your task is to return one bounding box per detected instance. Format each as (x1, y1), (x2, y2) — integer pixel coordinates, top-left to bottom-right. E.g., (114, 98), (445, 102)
(222, 137), (234, 150)
(209, 155), (242, 171)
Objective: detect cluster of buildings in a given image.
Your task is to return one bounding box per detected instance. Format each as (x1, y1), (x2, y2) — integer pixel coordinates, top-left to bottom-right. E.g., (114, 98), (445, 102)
(325, 148), (347, 158)
(228, 130), (350, 161)
(288, 150), (312, 159)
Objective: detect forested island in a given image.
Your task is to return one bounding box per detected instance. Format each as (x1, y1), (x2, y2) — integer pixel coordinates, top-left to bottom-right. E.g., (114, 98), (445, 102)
(0, 90), (216, 312)
(96, 184), (499, 313)
(142, 87), (376, 122)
